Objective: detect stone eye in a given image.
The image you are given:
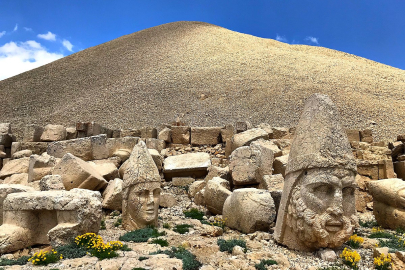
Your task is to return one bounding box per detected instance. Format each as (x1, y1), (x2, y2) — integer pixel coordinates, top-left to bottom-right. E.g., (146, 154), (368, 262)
(314, 184), (334, 195)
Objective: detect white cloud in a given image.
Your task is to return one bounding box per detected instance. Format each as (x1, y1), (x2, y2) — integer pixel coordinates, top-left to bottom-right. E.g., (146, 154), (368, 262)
(0, 31), (5, 38)
(24, 27), (32, 32)
(305, 36), (319, 45)
(276, 34), (288, 43)
(13, 24), (18, 31)
(62, 39), (73, 52)
(0, 40), (63, 80)
(37, 31), (56, 41)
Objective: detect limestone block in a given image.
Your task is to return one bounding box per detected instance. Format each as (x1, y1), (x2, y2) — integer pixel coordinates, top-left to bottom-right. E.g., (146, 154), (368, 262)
(0, 134), (13, 148)
(39, 175), (65, 191)
(258, 174), (284, 191)
(191, 127), (222, 145)
(146, 138), (166, 152)
(148, 149), (163, 171)
(28, 153), (57, 182)
(47, 135), (109, 161)
(0, 123), (11, 134)
(163, 152), (211, 179)
(204, 177), (232, 214)
(231, 128), (269, 152)
(12, 149), (32, 159)
(89, 162), (119, 181)
(118, 159), (129, 179)
(53, 153), (107, 191)
(102, 178), (123, 211)
(390, 141), (404, 159)
(158, 127), (172, 142)
(235, 121), (252, 133)
(172, 177), (195, 186)
(360, 129), (373, 143)
(204, 165), (230, 182)
(40, 124), (66, 142)
(194, 188), (205, 206)
(120, 129), (141, 137)
(355, 189), (373, 213)
(159, 193), (177, 208)
(256, 123), (274, 138)
(141, 127), (157, 139)
(223, 188), (275, 233)
(23, 124), (44, 142)
(3, 173), (29, 185)
(106, 136), (139, 157)
(171, 126), (190, 144)
(346, 129), (360, 142)
(0, 184), (34, 225)
(188, 180), (206, 198)
(272, 127), (289, 139)
(0, 157), (30, 179)
(220, 125), (235, 142)
(0, 188), (102, 253)
(12, 142), (48, 156)
(66, 127), (77, 140)
(394, 161), (405, 180)
(273, 155), (289, 177)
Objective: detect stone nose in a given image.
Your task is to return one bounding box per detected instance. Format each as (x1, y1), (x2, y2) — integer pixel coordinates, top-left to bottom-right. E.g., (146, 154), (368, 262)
(327, 189), (343, 216)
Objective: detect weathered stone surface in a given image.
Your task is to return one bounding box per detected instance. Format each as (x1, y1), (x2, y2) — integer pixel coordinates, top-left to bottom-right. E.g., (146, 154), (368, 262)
(256, 123), (273, 138)
(273, 155), (289, 177)
(275, 94), (357, 252)
(65, 127), (77, 140)
(120, 128), (140, 138)
(223, 188), (275, 233)
(172, 177), (195, 186)
(141, 127), (157, 139)
(106, 136), (139, 157)
(53, 153), (107, 191)
(159, 193), (177, 208)
(122, 141), (161, 230)
(3, 173), (29, 185)
(220, 125), (235, 142)
(0, 157), (30, 179)
(163, 152), (211, 179)
(47, 135), (109, 161)
(158, 127), (172, 142)
(11, 149), (32, 159)
(12, 142), (48, 156)
(258, 174), (284, 191)
(0, 123), (11, 134)
(394, 161), (405, 180)
(231, 128), (269, 152)
(0, 134), (13, 147)
(23, 124), (44, 142)
(148, 149), (163, 171)
(0, 184), (34, 225)
(367, 178), (405, 229)
(346, 129), (360, 142)
(191, 127), (222, 145)
(204, 177), (232, 215)
(28, 153), (57, 182)
(0, 188), (102, 253)
(235, 121), (252, 133)
(272, 127), (289, 139)
(89, 161), (119, 181)
(205, 165), (230, 182)
(360, 129), (373, 143)
(40, 124), (66, 142)
(39, 175), (65, 191)
(390, 141), (404, 159)
(194, 188), (205, 206)
(145, 138), (166, 152)
(102, 178), (123, 211)
(188, 180), (206, 198)
(171, 126), (190, 144)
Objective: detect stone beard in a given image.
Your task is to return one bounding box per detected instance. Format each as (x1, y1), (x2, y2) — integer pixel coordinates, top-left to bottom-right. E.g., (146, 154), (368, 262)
(285, 168), (358, 250)
(122, 181), (161, 230)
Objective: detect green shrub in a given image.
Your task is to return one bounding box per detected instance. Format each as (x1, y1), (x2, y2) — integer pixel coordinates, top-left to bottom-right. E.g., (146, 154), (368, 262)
(56, 243), (87, 259)
(183, 208), (204, 221)
(359, 220), (378, 228)
(138, 256), (149, 261)
(163, 223), (171, 229)
(369, 231), (396, 239)
(255, 259), (277, 270)
(217, 238), (247, 253)
(28, 250), (60, 266)
(119, 227), (165, 242)
(173, 224), (193, 234)
(114, 217), (122, 227)
(74, 233), (126, 260)
(0, 255), (30, 266)
(100, 220), (106, 230)
(151, 247), (202, 270)
(120, 244), (132, 251)
(151, 238), (169, 247)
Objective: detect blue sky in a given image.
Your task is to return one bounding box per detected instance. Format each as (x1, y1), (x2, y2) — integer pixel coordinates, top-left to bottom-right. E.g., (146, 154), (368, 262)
(1, 1), (404, 80)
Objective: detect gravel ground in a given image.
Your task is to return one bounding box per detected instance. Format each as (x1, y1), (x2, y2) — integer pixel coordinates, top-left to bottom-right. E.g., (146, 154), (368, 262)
(1, 21), (405, 141)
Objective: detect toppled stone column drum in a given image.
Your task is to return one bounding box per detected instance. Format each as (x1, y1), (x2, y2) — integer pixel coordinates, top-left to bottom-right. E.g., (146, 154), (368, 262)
(0, 189), (102, 253)
(122, 141), (161, 230)
(274, 94), (358, 252)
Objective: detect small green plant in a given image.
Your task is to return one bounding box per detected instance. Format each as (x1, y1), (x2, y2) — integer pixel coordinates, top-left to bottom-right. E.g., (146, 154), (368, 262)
(374, 253), (392, 270)
(340, 248), (360, 270)
(210, 216), (227, 229)
(56, 243), (87, 259)
(111, 210), (120, 216)
(0, 255), (30, 266)
(359, 220), (378, 228)
(183, 208), (204, 221)
(396, 227), (405, 234)
(120, 244), (132, 251)
(119, 227), (165, 242)
(369, 227), (396, 239)
(138, 256), (149, 261)
(150, 246), (202, 270)
(346, 234), (364, 249)
(179, 185), (189, 192)
(28, 249), (61, 266)
(151, 238), (169, 247)
(114, 217), (122, 227)
(173, 224), (193, 234)
(255, 259), (277, 270)
(217, 238), (247, 253)
(100, 219), (106, 230)
(163, 223), (171, 229)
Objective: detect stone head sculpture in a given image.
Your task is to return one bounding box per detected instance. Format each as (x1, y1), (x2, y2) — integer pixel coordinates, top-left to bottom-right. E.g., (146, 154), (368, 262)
(122, 141), (161, 230)
(274, 94), (358, 251)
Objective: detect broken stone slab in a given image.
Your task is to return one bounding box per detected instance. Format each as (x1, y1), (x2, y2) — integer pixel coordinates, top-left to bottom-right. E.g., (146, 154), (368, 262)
(66, 127), (77, 140)
(0, 184), (35, 225)
(148, 149), (164, 171)
(204, 165), (230, 182)
(23, 124), (44, 142)
(47, 134), (109, 161)
(40, 124), (67, 142)
(53, 153), (107, 191)
(191, 127), (223, 145)
(28, 153), (57, 182)
(120, 129), (141, 138)
(158, 127), (172, 143)
(39, 175), (65, 191)
(204, 177), (232, 215)
(171, 126), (190, 144)
(258, 174), (284, 191)
(256, 123), (274, 138)
(223, 188), (276, 234)
(0, 157), (30, 180)
(106, 136), (139, 157)
(358, 159), (396, 180)
(3, 173), (29, 185)
(172, 177), (195, 186)
(141, 127), (158, 139)
(0, 188), (102, 253)
(102, 178), (123, 211)
(11, 149), (33, 159)
(89, 161), (119, 181)
(163, 152), (211, 180)
(220, 125), (235, 143)
(145, 138), (166, 152)
(273, 155), (289, 177)
(11, 142), (48, 156)
(188, 180), (206, 198)
(230, 128), (269, 153)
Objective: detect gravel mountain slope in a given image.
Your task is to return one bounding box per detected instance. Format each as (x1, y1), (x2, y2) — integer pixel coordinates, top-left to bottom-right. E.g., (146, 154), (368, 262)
(1, 21), (404, 140)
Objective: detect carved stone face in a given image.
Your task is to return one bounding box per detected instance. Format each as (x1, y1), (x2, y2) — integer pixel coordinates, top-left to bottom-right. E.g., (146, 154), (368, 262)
(124, 182), (161, 230)
(286, 168), (357, 249)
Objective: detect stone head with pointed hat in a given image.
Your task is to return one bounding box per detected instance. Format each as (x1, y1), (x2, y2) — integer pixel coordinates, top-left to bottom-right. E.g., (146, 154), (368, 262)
(122, 141), (161, 230)
(274, 94), (358, 251)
